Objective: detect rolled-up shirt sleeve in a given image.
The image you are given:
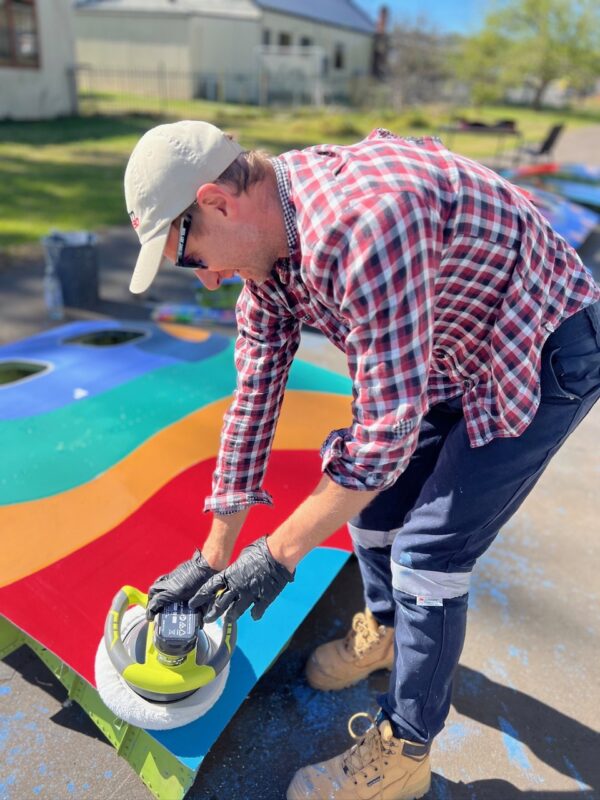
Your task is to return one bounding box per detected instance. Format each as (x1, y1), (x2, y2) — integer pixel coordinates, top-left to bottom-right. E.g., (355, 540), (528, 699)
(204, 278), (301, 514)
(318, 191), (441, 491)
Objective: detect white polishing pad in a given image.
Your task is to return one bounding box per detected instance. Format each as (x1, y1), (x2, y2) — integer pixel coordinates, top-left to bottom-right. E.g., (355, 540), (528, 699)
(95, 606), (229, 730)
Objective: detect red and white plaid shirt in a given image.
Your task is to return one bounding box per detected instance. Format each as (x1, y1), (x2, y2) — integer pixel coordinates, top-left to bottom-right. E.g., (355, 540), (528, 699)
(204, 129), (599, 514)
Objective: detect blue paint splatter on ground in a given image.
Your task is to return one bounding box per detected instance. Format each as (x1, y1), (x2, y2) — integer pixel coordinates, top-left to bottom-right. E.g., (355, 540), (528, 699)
(0, 774), (17, 794)
(66, 780), (76, 793)
(436, 721), (471, 753)
(33, 786), (44, 796)
(498, 716), (541, 781)
(562, 755), (590, 791)
(508, 645), (529, 666)
(103, 770), (113, 779)
(458, 670), (484, 697)
(487, 658), (513, 686)
(38, 764), (47, 776)
(0, 686), (12, 696)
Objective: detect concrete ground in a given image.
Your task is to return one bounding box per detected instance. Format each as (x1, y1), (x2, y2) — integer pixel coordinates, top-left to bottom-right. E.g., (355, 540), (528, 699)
(1, 127), (600, 800)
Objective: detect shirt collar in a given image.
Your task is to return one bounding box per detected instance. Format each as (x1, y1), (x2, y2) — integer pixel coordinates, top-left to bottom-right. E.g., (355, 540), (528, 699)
(271, 156), (299, 258)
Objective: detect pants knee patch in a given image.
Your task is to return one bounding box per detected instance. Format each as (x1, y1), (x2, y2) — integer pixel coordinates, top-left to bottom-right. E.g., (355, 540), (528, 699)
(391, 561), (471, 600)
(348, 522), (398, 550)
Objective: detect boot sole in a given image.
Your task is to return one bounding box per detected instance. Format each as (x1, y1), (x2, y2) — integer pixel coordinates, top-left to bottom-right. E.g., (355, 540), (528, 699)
(400, 775), (431, 799)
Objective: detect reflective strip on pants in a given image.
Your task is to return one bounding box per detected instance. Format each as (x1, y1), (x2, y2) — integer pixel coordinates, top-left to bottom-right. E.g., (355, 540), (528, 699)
(348, 522), (398, 550)
(391, 562), (471, 599)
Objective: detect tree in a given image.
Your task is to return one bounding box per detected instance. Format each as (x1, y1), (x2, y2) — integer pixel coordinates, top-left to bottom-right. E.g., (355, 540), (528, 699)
(455, 0), (600, 108)
(387, 15), (457, 108)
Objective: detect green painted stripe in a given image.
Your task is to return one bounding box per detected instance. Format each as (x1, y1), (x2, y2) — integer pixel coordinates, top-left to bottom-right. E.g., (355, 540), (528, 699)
(2, 343), (350, 505)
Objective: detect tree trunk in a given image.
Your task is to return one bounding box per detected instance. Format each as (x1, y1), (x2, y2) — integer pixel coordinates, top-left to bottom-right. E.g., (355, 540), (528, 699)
(532, 80), (551, 110)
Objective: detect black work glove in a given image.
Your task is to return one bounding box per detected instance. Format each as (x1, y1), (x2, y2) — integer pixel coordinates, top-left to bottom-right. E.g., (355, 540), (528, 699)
(146, 549), (217, 620)
(189, 537), (294, 623)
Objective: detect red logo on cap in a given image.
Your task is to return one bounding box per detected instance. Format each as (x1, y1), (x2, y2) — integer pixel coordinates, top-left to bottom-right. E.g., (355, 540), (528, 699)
(129, 210), (140, 230)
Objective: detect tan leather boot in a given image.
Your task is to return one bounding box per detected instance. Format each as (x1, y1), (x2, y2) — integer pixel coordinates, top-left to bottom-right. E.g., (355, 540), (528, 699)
(287, 713), (431, 800)
(305, 608), (394, 691)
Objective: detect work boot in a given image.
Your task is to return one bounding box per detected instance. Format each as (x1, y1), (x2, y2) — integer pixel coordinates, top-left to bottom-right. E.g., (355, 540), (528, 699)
(287, 712), (431, 800)
(306, 608), (394, 691)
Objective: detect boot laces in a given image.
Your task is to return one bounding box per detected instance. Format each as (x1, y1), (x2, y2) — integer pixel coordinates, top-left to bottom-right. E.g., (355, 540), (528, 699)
(344, 613), (380, 657)
(342, 712), (396, 791)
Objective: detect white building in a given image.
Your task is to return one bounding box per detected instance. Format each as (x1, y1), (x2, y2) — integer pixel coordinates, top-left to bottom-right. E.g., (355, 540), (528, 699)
(0, 0), (78, 120)
(73, 0), (375, 104)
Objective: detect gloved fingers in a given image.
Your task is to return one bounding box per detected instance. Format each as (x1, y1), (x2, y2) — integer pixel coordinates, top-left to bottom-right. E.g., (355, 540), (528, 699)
(147, 574), (170, 600)
(146, 593), (169, 620)
(250, 597), (270, 621)
(188, 574), (227, 611)
(146, 587), (184, 619)
(202, 589), (239, 624)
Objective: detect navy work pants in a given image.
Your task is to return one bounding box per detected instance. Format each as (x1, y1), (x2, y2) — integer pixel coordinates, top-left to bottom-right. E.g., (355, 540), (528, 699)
(349, 301), (600, 745)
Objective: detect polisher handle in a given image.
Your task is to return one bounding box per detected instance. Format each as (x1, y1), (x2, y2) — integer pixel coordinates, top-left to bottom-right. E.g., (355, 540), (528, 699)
(201, 610), (237, 675)
(104, 585), (148, 676)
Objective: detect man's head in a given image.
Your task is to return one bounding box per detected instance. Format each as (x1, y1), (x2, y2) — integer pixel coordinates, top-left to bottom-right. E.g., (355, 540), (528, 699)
(125, 120), (245, 293)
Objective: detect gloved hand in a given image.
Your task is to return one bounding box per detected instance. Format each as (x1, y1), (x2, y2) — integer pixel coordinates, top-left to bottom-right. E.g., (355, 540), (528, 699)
(189, 537), (294, 623)
(146, 550), (217, 620)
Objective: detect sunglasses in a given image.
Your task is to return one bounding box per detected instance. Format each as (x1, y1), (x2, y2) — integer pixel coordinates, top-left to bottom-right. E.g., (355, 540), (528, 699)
(174, 214), (208, 269)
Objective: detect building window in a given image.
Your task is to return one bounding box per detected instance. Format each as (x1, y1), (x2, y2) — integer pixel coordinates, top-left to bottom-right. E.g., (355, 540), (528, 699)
(334, 42), (345, 70)
(262, 28), (271, 46)
(278, 32), (292, 47)
(0, 0), (40, 68)
(300, 36), (313, 48)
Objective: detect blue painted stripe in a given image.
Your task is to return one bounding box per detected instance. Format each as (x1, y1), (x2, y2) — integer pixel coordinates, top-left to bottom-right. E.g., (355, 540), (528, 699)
(0, 321), (230, 420)
(151, 546), (351, 768)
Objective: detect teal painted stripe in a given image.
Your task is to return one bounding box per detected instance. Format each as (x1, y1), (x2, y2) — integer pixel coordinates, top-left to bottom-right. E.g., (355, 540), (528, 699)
(287, 358), (350, 395)
(2, 343), (350, 505)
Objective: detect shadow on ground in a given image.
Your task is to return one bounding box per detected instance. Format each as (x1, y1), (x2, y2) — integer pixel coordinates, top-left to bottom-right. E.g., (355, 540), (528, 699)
(191, 557), (599, 799)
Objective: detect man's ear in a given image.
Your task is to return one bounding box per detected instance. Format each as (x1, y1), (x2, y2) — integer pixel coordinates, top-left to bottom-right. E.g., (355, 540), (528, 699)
(196, 183), (235, 217)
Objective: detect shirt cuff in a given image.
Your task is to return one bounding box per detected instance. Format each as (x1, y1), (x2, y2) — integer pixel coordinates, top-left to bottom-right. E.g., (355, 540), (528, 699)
(203, 490), (273, 515)
(320, 428), (404, 492)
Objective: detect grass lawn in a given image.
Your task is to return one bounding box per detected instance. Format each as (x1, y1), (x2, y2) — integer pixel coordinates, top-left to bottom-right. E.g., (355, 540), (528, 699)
(1, 98), (598, 252)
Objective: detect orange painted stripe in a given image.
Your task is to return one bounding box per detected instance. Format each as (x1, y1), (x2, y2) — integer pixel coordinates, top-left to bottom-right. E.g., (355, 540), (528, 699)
(0, 391), (350, 588)
(157, 322), (211, 342)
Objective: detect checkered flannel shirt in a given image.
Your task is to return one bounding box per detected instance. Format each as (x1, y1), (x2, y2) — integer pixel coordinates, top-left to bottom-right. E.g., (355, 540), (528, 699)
(204, 129), (600, 514)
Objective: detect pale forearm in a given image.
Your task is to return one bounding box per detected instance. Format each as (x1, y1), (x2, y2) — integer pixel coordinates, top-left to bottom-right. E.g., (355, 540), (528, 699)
(202, 509), (249, 570)
(267, 475), (378, 571)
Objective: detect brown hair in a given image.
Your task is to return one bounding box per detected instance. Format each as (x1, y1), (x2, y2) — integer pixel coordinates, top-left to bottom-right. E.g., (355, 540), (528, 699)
(178, 150), (271, 230)
(215, 150), (272, 195)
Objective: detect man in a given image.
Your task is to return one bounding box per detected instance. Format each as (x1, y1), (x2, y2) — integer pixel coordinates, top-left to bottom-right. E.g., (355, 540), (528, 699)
(125, 120), (600, 799)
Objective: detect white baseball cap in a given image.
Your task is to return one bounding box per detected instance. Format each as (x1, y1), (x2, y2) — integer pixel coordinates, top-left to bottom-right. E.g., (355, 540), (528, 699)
(124, 120), (243, 294)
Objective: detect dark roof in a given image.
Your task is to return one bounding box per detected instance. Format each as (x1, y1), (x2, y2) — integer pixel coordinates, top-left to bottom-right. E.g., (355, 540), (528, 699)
(254, 0), (375, 35)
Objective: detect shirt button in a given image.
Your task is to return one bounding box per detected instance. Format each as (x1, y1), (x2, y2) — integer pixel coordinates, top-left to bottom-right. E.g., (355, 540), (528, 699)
(544, 322), (555, 332)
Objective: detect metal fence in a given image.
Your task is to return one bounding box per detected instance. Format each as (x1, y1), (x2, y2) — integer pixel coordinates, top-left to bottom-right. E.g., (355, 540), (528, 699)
(74, 64), (375, 115)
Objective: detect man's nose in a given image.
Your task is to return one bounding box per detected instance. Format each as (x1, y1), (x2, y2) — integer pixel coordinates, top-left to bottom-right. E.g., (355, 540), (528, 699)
(194, 269), (222, 290)
(194, 270), (237, 290)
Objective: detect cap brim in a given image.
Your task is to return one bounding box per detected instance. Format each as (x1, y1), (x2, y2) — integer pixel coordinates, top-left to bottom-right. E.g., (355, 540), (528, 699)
(129, 227), (170, 294)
